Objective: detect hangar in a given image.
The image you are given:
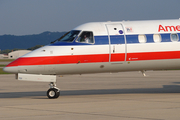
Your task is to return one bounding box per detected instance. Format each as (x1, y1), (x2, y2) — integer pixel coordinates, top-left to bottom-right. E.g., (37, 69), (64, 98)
(8, 50), (31, 59)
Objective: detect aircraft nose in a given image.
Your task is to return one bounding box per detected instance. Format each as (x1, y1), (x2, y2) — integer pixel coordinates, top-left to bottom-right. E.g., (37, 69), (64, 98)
(3, 66), (18, 73)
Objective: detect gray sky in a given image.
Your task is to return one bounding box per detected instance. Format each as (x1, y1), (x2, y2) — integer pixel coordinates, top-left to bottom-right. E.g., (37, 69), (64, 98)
(0, 0), (180, 35)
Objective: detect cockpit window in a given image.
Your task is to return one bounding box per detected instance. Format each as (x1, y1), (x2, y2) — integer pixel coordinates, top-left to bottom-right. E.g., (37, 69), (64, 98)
(58, 30), (80, 42)
(76, 31), (94, 44)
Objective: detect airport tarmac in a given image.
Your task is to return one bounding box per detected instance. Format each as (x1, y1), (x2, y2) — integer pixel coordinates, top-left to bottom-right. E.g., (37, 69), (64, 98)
(0, 71), (180, 120)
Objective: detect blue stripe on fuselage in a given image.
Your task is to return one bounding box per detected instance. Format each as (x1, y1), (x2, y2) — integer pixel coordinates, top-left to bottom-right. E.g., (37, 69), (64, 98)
(50, 33), (179, 46)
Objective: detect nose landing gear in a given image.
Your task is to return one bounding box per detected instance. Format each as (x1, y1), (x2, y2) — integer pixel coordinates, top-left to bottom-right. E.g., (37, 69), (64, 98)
(47, 82), (60, 99)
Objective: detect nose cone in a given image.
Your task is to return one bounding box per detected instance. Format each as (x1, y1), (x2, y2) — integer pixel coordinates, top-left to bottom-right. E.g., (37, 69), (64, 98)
(3, 66), (18, 73)
(3, 58), (20, 73)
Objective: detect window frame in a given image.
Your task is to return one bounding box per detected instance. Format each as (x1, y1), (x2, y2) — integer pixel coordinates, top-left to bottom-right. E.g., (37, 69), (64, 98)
(76, 31), (95, 44)
(153, 34), (162, 43)
(138, 34), (147, 43)
(170, 33), (179, 42)
(57, 30), (81, 43)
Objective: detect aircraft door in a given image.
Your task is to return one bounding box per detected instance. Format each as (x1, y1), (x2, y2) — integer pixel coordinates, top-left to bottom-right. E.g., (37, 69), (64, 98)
(106, 24), (126, 62)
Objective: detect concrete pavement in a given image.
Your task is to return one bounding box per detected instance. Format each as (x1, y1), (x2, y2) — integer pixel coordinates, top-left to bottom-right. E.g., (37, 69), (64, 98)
(0, 71), (180, 120)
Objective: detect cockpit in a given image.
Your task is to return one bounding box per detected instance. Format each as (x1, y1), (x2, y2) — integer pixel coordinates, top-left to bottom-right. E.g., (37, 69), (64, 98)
(51, 30), (94, 44)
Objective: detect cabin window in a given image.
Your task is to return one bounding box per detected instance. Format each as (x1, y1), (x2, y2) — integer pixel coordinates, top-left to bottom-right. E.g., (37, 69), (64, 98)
(138, 34), (147, 43)
(76, 31), (94, 44)
(153, 34), (161, 43)
(171, 33), (179, 42)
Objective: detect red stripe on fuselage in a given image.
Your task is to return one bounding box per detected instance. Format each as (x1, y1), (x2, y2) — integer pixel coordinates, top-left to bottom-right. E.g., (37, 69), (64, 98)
(127, 51), (180, 61)
(6, 51), (180, 67)
(6, 54), (110, 67)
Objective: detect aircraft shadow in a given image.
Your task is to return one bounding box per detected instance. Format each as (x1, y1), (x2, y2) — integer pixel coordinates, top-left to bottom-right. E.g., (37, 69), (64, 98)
(0, 85), (180, 99)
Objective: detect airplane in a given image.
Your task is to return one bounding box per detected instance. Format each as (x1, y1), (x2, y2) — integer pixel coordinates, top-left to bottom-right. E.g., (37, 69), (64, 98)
(3, 19), (180, 99)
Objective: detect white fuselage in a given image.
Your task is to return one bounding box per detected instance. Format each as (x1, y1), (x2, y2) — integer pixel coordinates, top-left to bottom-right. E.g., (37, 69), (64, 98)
(4, 19), (180, 75)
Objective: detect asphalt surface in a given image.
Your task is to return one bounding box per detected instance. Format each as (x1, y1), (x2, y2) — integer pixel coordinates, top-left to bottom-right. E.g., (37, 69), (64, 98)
(0, 71), (180, 120)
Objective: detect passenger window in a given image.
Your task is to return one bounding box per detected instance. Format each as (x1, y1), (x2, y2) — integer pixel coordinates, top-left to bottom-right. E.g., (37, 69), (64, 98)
(153, 34), (162, 43)
(76, 31), (94, 44)
(171, 33), (179, 42)
(138, 34), (147, 43)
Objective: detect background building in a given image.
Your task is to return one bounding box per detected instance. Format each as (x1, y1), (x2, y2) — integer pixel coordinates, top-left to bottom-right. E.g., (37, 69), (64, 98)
(8, 50), (31, 59)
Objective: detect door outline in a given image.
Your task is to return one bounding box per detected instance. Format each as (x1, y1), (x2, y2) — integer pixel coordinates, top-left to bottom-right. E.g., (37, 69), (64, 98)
(105, 23), (127, 63)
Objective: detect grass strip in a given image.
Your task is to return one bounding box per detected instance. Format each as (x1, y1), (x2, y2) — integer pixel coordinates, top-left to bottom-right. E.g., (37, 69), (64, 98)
(0, 68), (11, 74)
(0, 65), (6, 67)
(0, 59), (15, 62)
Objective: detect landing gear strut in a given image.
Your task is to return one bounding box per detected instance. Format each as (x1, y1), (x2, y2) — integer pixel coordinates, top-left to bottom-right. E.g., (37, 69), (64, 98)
(47, 82), (60, 99)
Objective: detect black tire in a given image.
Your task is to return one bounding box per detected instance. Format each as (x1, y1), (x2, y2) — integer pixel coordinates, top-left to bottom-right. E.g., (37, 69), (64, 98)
(47, 88), (60, 99)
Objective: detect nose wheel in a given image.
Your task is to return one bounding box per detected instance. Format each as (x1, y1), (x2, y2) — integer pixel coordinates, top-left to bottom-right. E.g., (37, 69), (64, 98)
(47, 82), (60, 99)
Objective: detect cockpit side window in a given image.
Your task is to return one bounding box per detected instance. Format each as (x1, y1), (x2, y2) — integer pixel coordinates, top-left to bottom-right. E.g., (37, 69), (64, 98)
(76, 31), (94, 44)
(58, 30), (80, 42)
